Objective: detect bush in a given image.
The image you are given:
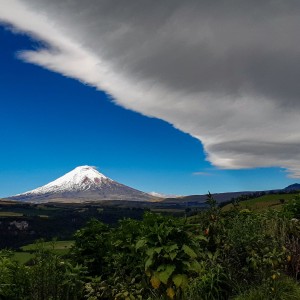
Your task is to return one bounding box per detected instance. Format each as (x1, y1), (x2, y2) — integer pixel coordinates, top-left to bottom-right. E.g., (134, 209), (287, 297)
(0, 250), (29, 299)
(135, 213), (208, 299)
(71, 219), (110, 276)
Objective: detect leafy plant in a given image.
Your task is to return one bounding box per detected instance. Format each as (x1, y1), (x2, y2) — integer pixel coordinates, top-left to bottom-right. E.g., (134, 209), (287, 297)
(71, 219), (110, 276)
(136, 213), (207, 299)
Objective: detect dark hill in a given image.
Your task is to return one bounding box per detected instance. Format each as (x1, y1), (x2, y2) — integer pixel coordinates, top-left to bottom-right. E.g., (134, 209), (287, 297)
(284, 183), (300, 192)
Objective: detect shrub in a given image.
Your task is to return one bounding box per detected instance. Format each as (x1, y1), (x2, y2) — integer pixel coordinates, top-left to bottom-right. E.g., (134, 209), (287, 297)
(0, 250), (29, 300)
(136, 213), (207, 299)
(71, 219), (110, 276)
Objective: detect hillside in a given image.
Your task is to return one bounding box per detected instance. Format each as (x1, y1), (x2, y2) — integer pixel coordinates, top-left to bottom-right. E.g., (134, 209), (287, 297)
(222, 193), (299, 211)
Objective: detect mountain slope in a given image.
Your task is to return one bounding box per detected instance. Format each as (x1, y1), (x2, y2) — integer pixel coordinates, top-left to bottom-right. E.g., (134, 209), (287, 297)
(283, 183), (300, 192)
(10, 166), (153, 203)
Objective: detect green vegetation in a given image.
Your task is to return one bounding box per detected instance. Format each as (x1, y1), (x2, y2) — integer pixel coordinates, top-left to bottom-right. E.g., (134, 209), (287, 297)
(150, 208), (185, 214)
(1, 194), (300, 299)
(0, 204), (61, 217)
(21, 240), (74, 256)
(12, 240), (74, 265)
(13, 252), (34, 264)
(233, 276), (300, 300)
(0, 202), (148, 249)
(21, 240), (74, 251)
(222, 193), (299, 211)
(0, 211), (23, 217)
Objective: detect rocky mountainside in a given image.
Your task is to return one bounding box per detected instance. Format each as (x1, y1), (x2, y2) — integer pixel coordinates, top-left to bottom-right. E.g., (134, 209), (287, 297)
(10, 166), (154, 203)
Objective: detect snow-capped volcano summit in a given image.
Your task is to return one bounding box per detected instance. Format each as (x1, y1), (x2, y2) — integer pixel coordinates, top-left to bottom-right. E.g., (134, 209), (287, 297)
(18, 166), (111, 195)
(11, 166), (153, 203)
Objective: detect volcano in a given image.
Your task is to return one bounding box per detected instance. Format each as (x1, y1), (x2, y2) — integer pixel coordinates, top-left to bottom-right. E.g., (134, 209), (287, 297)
(10, 166), (154, 203)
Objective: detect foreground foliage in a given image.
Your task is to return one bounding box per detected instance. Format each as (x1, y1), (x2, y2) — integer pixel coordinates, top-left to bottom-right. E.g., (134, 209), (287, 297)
(1, 195), (300, 299)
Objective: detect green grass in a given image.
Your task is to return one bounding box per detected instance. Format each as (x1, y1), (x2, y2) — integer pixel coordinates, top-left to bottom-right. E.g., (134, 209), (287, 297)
(233, 276), (300, 300)
(0, 204), (62, 218)
(13, 252), (34, 264)
(0, 211), (23, 217)
(13, 241), (74, 264)
(21, 240), (74, 255)
(223, 193), (299, 211)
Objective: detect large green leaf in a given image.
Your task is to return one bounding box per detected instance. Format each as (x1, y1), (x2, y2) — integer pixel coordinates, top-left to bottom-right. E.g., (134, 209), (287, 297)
(194, 235), (208, 242)
(164, 244), (178, 253)
(182, 244), (197, 259)
(154, 247), (163, 254)
(169, 251), (177, 261)
(157, 264), (176, 284)
(145, 257), (153, 270)
(146, 248), (155, 257)
(172, 274), (188, 288)
(135, 238), (147, 250)
(188, 260), (202, 272)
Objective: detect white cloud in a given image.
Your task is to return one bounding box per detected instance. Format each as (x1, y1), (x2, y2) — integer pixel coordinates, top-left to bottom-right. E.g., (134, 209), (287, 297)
(1, 0), (300, 176)
(149, 192), (180, 198)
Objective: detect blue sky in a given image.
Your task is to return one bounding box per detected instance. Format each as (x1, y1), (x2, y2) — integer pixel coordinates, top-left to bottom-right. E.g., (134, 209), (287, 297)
(0, 24), (296, 197)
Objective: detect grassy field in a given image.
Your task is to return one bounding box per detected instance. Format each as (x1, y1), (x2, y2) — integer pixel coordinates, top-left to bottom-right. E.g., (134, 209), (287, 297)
(222, 193), (299, 211)
(21, 240), (74, 256)
(0, 203), (62, 218)
(13, 252), (34, 264)
(0, 211), (23, 217)
(11, 240), (75, 264)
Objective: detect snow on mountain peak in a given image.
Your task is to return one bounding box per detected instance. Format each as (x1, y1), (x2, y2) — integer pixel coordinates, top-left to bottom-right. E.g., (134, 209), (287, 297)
(17, 165), (112, 196)
(69, 165), (108, 182)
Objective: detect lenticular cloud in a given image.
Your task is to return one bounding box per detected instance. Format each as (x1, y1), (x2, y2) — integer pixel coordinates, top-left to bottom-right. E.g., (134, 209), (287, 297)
(1, 0), (300, 177)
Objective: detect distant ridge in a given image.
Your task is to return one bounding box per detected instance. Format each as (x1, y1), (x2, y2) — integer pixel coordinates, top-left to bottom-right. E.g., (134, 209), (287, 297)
(283, 183), (300, 192)
(162, 183), (300, 205)
(9, 166), (154, 203)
